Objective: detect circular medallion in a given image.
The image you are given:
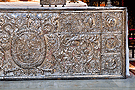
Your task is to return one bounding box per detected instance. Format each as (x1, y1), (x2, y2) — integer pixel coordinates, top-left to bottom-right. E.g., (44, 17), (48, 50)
(11, 29), (46, 69)
(106, 18), (116, 27)
(105, 59), (117, 70)
(106, 38), (116, 49)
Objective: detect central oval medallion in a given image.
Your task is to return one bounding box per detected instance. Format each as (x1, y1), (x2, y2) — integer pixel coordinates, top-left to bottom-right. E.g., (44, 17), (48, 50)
(11, 29), (46, 69)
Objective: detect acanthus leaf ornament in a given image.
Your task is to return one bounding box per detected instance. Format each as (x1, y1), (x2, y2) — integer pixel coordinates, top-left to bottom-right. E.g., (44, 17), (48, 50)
(0, 7), (127, 79)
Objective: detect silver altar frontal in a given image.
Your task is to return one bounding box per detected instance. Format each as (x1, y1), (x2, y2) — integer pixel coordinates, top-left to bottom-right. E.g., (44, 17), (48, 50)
(0, 7), (127, 80)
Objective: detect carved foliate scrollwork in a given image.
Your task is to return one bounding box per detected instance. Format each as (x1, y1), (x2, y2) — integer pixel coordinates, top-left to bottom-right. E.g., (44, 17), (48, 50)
(101, 54), (122, 75)
(11, 29), (46, 69)
(0, 9), (126, 78)
(59, 13), (101, 33)
(102, 34), (122, 53)
(52, 33), (100, 74)
(102, 12), (123, 33)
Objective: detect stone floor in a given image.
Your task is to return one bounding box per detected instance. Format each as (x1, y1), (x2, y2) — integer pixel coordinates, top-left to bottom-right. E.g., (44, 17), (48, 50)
(0, 73), (134, 90)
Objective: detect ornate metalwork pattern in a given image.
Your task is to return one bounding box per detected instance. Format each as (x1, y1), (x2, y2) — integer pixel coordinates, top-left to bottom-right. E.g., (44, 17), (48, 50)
(102, 34), (122, 53)
(102, 12), (123, 33)
(59, 13), (101, 33)
(0, 7), (127, 79)
(11, 29), (46, 69)
(54, 33), (101, 75)
(101, 54), (122, 75)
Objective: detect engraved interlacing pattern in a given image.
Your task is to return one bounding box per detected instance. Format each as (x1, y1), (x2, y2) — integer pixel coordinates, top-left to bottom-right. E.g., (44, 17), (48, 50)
(101, 54), (122, 75)
(102, 12), (123, 33)
(0, 11), (125, 78)
(53, 34), (100, 75)
(102, 34), (122, 53)
(11, 29), (46, 69)
(101, 12), (123, 75)
(59, 13), (101, 33)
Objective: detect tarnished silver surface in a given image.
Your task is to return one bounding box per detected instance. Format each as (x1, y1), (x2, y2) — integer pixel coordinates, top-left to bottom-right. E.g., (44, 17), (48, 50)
(40, 0), (66, 6)
(0, 7), (127, 79)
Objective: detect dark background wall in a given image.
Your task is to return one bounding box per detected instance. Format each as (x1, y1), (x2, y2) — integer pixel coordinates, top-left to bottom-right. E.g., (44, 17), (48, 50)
(124, 0), (135, 29)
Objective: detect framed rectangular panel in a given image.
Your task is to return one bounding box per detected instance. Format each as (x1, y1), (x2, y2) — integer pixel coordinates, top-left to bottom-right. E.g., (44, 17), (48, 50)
(0, 7), (127, 80)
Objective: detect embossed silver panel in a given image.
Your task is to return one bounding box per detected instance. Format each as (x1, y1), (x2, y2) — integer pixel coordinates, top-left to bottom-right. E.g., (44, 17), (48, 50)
(0, 7), (127, 80)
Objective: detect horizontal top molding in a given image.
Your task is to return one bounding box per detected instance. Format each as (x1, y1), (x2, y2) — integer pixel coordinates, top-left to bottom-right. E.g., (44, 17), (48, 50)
(0, 7), (127, 11)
